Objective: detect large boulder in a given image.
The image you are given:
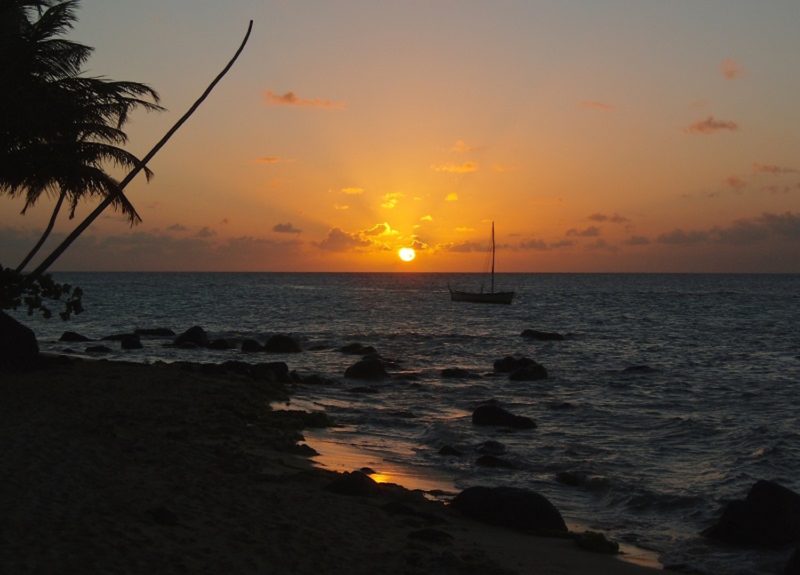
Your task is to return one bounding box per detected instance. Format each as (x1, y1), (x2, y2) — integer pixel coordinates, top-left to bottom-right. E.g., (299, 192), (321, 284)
(472, 404), (536, 429)
(450, 486), (567, 534)
(174, 326), (209, 348)
(509, 362), (548, 381)
(263, 334), (302, 353)
(344, 358), (388, 380)
(703, 480), (800, 548)
(0, 312), (39, 371)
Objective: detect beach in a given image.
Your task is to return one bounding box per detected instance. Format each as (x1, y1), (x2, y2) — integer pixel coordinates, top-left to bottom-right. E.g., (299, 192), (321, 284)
(0, 356), (660, 574)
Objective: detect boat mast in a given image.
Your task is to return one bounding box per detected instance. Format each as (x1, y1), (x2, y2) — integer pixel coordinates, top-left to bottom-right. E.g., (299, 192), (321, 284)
(491, 221), (495, 293)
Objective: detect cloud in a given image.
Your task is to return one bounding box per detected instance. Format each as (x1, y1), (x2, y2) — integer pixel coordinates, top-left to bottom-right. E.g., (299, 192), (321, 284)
(257, 156), (293, 165)
(657, 213), (800, 246)
(411, 237), (429, 251)
(580, 101), (614, 111)
(196, 227), (216, 238)
(753, 163), (797, 175)
(363, 222), (397, 237)
(432, 162), (478, 174)
(685, 116), (739, 135)
(341, 187), (364, 195)
(566, 226), (601, 238)
(724, 176), (747, 190)
(420, 214), (433, 222)
(440, 241), (485, 253)
(167, 224), (188, 232)
(381, 192), (403, 209)
(586, 238), (618, 252)
(588, 213), (629, 224)
(451, 139), (477, 153)
(264, 90), (345, 110)
(657, 229), (710, 245)
(333, 203), (350, 210)
(445, 192), (459, 202)
(273, 222), (302, 234)
(513, 239), (574, 251)
(624, 235), (651, 246)
(454, 226), (474, 233)
(721, 58), (743, 80)
(316, 228), (371, 251)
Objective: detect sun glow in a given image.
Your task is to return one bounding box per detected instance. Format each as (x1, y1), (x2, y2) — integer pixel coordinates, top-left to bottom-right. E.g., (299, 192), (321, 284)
(398, 247), (416, 262)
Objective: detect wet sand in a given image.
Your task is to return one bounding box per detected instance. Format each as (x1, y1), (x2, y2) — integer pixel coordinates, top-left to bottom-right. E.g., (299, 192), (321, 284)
(0, 357), (660, 574)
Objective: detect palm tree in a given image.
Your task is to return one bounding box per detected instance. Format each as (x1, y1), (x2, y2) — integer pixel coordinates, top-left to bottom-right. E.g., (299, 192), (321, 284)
(0, 0), (162, 271)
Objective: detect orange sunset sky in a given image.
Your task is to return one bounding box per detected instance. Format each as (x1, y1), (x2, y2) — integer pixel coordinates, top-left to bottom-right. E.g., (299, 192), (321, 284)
(2, 0), (799, 272)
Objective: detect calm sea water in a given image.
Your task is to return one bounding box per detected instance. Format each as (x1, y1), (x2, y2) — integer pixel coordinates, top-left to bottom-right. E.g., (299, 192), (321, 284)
(15, 272), (800, 574)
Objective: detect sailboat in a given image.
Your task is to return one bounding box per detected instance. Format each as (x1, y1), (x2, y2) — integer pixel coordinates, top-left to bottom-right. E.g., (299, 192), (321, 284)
(449, 222), (515, 304)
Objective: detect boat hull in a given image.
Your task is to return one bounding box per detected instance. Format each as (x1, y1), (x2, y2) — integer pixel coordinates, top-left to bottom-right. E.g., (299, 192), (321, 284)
(449, 289), (515, 304)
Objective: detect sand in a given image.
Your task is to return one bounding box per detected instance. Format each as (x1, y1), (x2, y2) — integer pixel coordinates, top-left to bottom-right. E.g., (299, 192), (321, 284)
(0, 357), (661, 574)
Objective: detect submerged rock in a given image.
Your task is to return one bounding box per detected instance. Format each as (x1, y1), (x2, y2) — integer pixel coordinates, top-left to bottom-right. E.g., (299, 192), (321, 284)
(472, 404), (536, 429)
(339, 342), (377, 355)
(477, 440), (506, 455)
(241, 339), (263, 353)
(0, 312), (39, 371)
(508, 362), (548, 381)
(475, 455), (516, 469)
(120, 334), (142, 350)
(344, 358), (388, 380)
(86, 345), (112, 354)
(263, 334), (302, 353)
(174, 326), (209, 348)
(59, 331), (90, 342)
(450, 486), (567, 534)
(208, 338), (234, 350)
(134, 327), (175, 337)
(520, 329), (565, 341)
(703, 480), (800, 548)
(439, 445), (463, 456)
(441, 367), (479, 379)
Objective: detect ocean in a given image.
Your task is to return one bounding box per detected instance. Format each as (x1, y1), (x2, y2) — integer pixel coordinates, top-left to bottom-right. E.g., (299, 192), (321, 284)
(13, 272), (800, 574)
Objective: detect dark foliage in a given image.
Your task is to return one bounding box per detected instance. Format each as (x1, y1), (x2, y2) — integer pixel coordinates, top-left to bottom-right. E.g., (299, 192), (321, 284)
(0, 265), (83, 319)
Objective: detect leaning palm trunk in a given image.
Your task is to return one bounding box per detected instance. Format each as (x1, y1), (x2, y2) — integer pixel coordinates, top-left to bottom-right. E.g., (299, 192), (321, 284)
(16, 189), (67, 272)
(28, 20), (253, 280)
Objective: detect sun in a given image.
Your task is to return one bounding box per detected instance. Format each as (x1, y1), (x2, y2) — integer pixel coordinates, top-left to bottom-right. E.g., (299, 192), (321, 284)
(398, 247), (416, 262)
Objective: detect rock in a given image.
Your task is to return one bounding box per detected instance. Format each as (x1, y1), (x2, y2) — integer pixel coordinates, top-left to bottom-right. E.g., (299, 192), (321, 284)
(521, 329), (564, 341)
(174, 326), (209, 348)
(786, 546), (799, 575)
(325, 471), (379, 496)
(493, 355), (536, 373)
(450, 486), (567, 534)
(59, 331), (90, 342)
(344, 358), (388, 380)
(472, 404), (536, 429)
(102, 333), (135, 341)
(703, 480), (800, 548)
(339, 342), (377, 355)
(86, 345), (112, 353)
(207, 338), (234, 350)
(477, 440), (507, 455)
(574, 531), (619, 554)
(476, 455), (516, 469)
(439, 445), (463, 456)
(441, 367), (478, 379)
(556, 471), (586, 487)
(241, 339), (263, 352)
(0, 312), (39, 371)
(509, 362), (548, 381)
(134, 328), (175, 337)
(263, 334), (302, 353)
(407, 528), (453, 545)
(252, 362), (289, 382)
(120, 334), (142, 350)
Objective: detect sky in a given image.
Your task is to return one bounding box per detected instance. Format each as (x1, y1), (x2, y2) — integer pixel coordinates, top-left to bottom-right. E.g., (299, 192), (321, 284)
(2, 0), (800, 272)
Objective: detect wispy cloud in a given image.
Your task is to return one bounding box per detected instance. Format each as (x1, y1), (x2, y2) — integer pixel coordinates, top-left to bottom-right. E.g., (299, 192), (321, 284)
(167, 224), (187, 232)
(333, 204), (350, 210)
(363, 222), (398, 237)
(196, 227), (216, 238)
(341, 187), (364, 195)
(657, 212), (800, 246)
(566, 226), (601, 238)
(580, 100), (614, 111)
(420, 214), (433, 222)
(273, 222), (302, 234)
(625, 235), (651, 246)
(445, 192), (459, 202)
(264, 90), (345, 110)
(316, 228), (371, 251)
(753, 163), (797, 175)
(724, 176), (747, 190)
(432, 162), (478, 174)
(721, 58), (743, 80)
(588, 213), (629, 224)
(257, 156), (294, 165)
(451, 139), (477, 153)
(685, 116), (739, 135)
(381, 192), (403, 209)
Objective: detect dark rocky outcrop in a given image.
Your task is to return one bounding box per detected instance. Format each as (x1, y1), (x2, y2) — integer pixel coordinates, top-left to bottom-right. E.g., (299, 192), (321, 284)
(120, 334), (142, 350)
(174, 326), (209, 348)
(344, 358), (388, 380)
(134, 328), (175, 337)
(520, 329), (564, 341)
(339, 342), (377, 355)
(477, 440), (506, 455)
(102, 333), (136, 342)
(241, 339), (263, 353)
(703, 480), (800, 548)
(208, 338), (234, 350)
(493, 355), (548, 380)
(786, 546), (799, 575)
(324, 471), (380, 496)
(0, 312), (39, 371)
(59, 331), (90, 342)
(472, 404), (536, 429)
(251, 362), (290, 382)
(439, 445), (463, 456)
(573, 531), (619, 554)
(263, 334), (302, 353)
(450, 486), (567, 534)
